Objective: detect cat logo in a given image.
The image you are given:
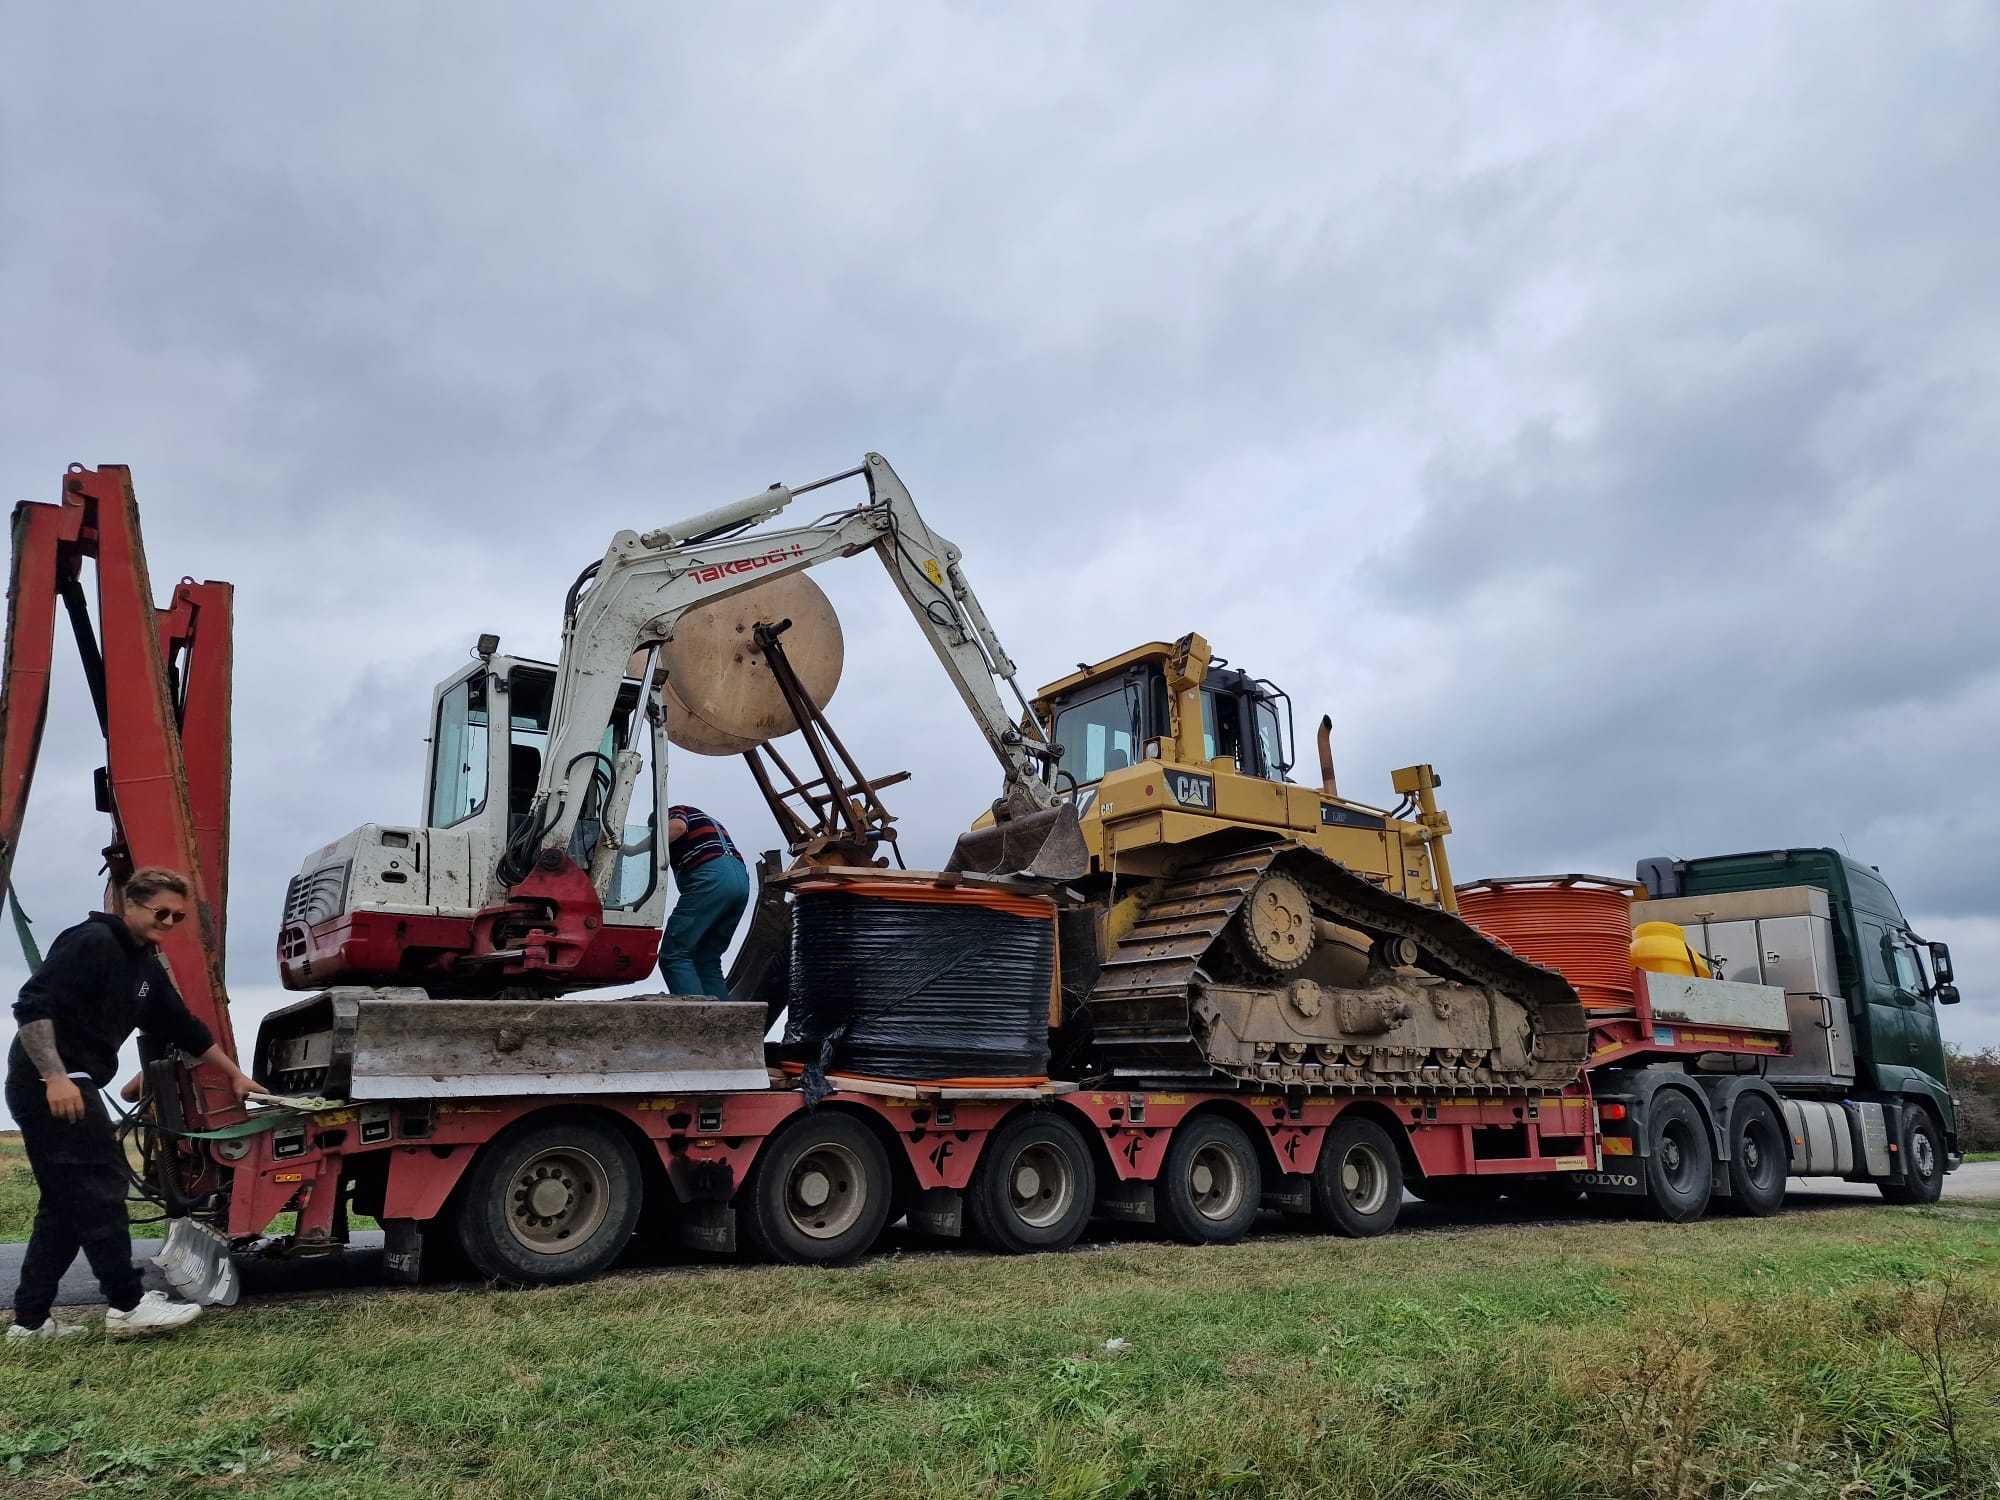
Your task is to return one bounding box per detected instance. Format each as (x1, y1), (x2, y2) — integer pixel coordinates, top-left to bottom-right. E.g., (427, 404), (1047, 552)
(1165, 771), (1215, 810)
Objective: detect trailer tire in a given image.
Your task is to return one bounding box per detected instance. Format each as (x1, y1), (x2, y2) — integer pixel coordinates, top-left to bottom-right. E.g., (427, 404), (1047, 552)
(1643, 1091), (1713, 1223)
(454, 1117), (643, 1285)
(966, 1111), (1097, 1254)
(1878, 1108), (1945, 1205)
(739, 1113), (893, 1265)
(1725, 1096), (1787, 1217)
(1159, 1116), (1262, 1245)
(1310, 1117), (1403, 1238)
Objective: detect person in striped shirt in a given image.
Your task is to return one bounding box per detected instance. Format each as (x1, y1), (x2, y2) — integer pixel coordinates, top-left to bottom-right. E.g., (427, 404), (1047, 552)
(658, 805), (750, 997)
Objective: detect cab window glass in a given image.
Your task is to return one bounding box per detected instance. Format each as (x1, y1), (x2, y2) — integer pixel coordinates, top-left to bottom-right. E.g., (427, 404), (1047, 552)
(1052, 686), (1140, 784)
(1252, 699), (1286, 781)
(1890, 942), (1923, 994)
(430, 676), (490, 827)
(1203, 689), (1242, 767)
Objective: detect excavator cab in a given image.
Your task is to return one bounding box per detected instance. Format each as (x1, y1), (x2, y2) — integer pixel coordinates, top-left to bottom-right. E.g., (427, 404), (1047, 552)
(278, 650), (669, 993)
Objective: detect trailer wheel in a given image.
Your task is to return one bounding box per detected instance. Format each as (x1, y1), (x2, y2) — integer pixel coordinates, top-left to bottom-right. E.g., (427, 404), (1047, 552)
(966, 1111), (1097, 1254)
(454, 1117), (642, 1285)
(1725, 1096), (1787, 1216)
(1310, 1118), (1403, 1238)
(1878, 1108), (1945, 1205)
(739, 1113), (893, 1265)
(1159, 1116), (1262, 1244)
(1643, 1091), (1713, 1223)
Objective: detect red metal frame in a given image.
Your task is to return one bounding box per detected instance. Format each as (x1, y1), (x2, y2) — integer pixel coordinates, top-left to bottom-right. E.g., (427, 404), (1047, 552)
(221, 1080), (1608, 1243)
(1582, 968), (1789, 1069)
(0, 465), (239, 1131)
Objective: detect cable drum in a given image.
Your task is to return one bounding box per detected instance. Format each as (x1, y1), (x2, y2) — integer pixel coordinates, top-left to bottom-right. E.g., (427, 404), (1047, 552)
(783, 880), (1055, 1083)
(1454, 875), (1641, 1012)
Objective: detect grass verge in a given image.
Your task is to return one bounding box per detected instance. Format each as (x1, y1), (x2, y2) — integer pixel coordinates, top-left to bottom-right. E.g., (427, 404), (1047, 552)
(5, 1201), (1999, 1499)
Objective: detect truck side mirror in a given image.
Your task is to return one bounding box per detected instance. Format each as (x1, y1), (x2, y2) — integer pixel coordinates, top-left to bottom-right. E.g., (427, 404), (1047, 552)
(1937, 983), (1961, 1006)
(1929, 941), (1954, 985)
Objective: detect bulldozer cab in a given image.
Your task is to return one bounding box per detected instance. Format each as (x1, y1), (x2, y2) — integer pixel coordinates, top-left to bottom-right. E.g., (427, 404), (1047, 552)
(1023, 635), (1454, 908)
(1039, 644), (1293, 789)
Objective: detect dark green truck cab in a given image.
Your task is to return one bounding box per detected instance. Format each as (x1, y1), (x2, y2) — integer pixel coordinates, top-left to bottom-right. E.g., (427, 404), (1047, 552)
(1638, 848), (1962, 1164)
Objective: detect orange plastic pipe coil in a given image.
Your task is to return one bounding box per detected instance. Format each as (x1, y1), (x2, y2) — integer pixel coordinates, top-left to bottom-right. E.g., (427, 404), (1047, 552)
(1454, 877), (1638, 1011)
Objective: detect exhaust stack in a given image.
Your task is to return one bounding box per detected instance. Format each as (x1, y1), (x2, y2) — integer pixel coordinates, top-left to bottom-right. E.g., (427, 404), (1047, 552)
(1317, 715), (1337, 798)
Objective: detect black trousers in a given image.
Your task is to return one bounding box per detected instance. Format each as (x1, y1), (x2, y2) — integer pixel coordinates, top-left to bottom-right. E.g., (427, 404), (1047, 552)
(5, 1071), (142, 1326)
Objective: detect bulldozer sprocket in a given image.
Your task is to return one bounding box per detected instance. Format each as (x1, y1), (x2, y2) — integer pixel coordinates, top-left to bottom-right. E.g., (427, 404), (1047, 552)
(1085, 844), (1588, 1093)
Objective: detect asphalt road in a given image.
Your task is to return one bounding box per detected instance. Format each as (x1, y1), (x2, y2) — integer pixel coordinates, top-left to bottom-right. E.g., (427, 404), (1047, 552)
(7, 1161), (1995, 1317)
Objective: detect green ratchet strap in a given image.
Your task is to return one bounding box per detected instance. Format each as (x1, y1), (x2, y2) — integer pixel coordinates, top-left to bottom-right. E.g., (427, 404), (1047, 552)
(9, 880), (41, 973)
(151, 1099), (346, 1141)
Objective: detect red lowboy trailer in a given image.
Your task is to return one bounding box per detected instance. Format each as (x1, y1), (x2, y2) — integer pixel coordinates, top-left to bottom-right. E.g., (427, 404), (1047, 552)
(215, 960), (1807, 1287)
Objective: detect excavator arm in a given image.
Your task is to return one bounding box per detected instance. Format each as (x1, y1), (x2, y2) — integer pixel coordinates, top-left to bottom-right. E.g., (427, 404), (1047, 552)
(519, 453), (1073, 897)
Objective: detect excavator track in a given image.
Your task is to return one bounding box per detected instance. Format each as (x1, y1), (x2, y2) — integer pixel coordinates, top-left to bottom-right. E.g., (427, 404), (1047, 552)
(1085, 843), (1588, 1093)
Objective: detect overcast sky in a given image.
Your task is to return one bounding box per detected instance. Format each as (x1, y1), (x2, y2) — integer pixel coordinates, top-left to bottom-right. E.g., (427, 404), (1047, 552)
(3, 3), (1995, 1126)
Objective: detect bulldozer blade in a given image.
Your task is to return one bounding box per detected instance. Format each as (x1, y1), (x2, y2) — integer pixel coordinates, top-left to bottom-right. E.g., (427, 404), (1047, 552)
(153, 1217), (240, 1307)
(945, 801), (1089, 883)
(260, 989), (773, 1100)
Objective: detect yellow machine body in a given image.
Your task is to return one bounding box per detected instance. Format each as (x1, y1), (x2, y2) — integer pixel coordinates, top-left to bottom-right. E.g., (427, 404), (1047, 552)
(1029, 634), (1458, 911)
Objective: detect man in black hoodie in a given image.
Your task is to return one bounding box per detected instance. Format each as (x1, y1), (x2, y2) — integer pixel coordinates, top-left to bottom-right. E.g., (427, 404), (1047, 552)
(5, 867), (262, 1339)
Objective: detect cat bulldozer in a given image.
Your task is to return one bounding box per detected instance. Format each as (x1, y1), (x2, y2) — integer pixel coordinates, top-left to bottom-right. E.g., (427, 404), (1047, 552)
(957, 632), (1586, 1092)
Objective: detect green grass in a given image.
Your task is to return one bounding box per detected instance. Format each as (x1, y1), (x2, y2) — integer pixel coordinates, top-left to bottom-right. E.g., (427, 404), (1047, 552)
(6, 1201), (1999, 1499)
(1964, 1150), (2000, 1163)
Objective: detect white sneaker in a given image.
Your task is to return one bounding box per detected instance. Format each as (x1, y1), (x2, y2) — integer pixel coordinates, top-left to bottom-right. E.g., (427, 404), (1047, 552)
(7, 1318), (88, 1340)
(104, 1290), (203, 1338)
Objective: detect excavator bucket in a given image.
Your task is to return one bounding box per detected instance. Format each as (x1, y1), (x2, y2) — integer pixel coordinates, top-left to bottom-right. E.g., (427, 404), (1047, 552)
(945, 800), (1089, 884)
(154, 1217), (240, 1306)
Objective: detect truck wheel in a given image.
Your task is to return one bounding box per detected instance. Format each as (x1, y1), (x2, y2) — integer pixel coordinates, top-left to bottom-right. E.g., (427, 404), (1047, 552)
(1879, 1109), (1945, 1205)
(1159, 1115), (1262, 1245)
(739, 1113), (893, 1265)
(1725, 1096), (1787, 1216)
(1643, 1091), (1713, 1223)
(455, 1117), (642, 1285)
(966, 1111), (1097, 1254)
(1310, 1117), (1403, 1238)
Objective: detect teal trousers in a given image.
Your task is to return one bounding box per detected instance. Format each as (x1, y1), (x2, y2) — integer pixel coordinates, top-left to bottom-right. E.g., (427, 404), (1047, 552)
(658, 856), (750, 997)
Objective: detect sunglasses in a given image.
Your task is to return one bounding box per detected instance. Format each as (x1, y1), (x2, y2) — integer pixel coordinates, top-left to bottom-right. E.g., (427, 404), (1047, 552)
(139, 904), (188, 926)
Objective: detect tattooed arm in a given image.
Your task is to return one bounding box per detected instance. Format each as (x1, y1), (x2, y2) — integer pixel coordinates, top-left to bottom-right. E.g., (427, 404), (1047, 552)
(18, 1019), (84, 1122)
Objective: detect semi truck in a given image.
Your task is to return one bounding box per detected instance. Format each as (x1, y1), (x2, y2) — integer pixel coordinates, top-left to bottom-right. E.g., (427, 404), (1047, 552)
(0, 462), (1963, 1305)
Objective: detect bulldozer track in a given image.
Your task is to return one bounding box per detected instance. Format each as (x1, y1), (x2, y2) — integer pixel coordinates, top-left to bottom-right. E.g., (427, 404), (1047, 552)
(1085, 843), (1588, 1094)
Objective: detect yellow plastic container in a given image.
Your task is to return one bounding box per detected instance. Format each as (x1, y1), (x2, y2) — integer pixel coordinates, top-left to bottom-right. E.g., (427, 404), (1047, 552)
(1630, 919), (1712, 979)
